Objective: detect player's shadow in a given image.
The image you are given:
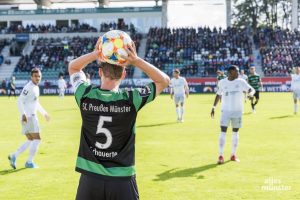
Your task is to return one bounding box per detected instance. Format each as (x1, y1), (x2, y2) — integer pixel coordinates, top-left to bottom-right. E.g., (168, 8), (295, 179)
(154, 161), (230, 181)
(137, 122), (178, 128)
(0, 168), (26, 175)
(269, 115), (294, 119)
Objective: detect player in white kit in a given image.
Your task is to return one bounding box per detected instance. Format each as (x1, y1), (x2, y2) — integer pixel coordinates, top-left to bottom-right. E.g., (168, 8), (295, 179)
(8, 68), (50, 169)
(58, 75), (67, 98)
(170, 69), (189, 122)
(291, 66), (300, 114)
(86, 73), (91, 85)
(211, 66), (255, 164)
(239, 69), (248, 81)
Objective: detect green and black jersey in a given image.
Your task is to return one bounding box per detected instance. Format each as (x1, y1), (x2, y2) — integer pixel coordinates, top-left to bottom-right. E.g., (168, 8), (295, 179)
(71, 72), (156, 180)
(248, 74), (261, 91)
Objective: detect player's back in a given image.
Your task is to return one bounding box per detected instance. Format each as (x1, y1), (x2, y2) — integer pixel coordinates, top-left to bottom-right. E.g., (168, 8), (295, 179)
(80, 87), (136, 152)
(74, 82), (156, 179)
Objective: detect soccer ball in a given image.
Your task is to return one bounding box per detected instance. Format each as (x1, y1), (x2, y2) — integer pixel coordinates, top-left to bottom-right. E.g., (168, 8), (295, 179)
(99, 30), (132, 66)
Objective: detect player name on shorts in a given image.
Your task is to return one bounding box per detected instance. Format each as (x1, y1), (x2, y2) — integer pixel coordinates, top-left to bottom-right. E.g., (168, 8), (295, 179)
(82, 103), (131, 113)
(90, 147), (118, 158)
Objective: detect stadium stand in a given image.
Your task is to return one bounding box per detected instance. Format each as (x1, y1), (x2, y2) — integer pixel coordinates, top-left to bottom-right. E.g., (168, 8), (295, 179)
(145, 27), (253, 77)
(255, 27), (300, 76)
(0, 23), (97, 34)
(100, 22), (136, 33)
(0, 39), (9, 66)
(13, 32), (141, 80)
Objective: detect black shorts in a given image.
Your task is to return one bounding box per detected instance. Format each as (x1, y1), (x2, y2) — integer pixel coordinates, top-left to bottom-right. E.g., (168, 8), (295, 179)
(75, 174), (139, 200)
(254, 91), (260, 99)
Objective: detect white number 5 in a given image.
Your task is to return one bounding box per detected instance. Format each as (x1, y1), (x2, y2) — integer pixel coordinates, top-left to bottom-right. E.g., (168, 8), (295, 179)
(95, 116), (112, 149)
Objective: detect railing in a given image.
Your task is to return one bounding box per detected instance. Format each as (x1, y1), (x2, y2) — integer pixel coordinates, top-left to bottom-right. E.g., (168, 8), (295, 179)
(0, 6), (162, 16)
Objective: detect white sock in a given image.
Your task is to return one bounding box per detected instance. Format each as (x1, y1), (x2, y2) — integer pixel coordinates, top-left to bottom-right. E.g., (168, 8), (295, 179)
(232, 132), (239, 156)
(219, 132), (226, 156)
(176, 107), (181, 119)
(294, 104), (298, 113)
(14, 140), (32, 157)
(27, 140), (41, 163)
(180, 107), (184, 119)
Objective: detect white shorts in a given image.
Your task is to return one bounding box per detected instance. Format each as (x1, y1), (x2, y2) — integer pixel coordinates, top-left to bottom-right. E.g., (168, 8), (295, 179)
(293, 91), (300, 99)
(174, 95), (185, 104)
(59, 88), (65, 94)
(22, 115), (40, 135)
(220, 113), (242, 128)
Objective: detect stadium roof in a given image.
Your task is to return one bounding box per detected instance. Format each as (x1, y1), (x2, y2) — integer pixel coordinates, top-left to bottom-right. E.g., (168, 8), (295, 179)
(0, 0), (159, 5)
(0, 0), (224, 9)
(0, 0), (207, 6)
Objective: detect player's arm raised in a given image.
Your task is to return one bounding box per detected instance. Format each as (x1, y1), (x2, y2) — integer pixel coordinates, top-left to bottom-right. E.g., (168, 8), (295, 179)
(123, 42), (170, 96)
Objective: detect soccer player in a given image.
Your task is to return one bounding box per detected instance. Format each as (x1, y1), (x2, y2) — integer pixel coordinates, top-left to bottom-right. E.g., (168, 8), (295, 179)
(211, 65), (255, 164)
(291, 66), (300, 114)
(69, 39), (169, 200)
(248, 66), (262, 113)
(86, 73), (91, 85)
(8, 68), (50, 169)
(239, 70), (248, 81)
(8, 76), (16, 98)
(57, 75), (67, 98)
(170, 69), (189, 122)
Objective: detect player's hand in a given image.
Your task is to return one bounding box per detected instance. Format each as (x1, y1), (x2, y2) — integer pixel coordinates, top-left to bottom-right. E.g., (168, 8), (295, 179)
(121, 42), (139, 66)
(44, 113), (51, 122)
(22, 114), (28, 123)
(94, 37), (105, 63)
(211, 109), (215, 119)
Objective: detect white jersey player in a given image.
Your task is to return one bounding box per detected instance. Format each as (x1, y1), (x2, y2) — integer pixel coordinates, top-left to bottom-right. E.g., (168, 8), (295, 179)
(58, 75), (67, 98)
(291, 66), (300, 114)
(170, 69), (189, 122)
(238, 69), (248, 81)
(86, 73), (91, 85)
(211, 65), (255, 164)
(8, 68), (50, 169)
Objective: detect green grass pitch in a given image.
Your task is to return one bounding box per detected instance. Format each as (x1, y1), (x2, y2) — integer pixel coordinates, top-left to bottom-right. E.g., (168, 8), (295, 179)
(0, 93), (299, 200)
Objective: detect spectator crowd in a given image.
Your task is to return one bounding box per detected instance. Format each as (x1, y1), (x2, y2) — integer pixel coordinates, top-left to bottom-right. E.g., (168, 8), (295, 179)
(145, 27), (253, 77)
(254, 27), (300, 76)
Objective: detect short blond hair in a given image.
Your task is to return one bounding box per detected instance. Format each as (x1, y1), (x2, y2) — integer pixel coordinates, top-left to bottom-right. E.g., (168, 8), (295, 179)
(101, 62), (125, 80)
